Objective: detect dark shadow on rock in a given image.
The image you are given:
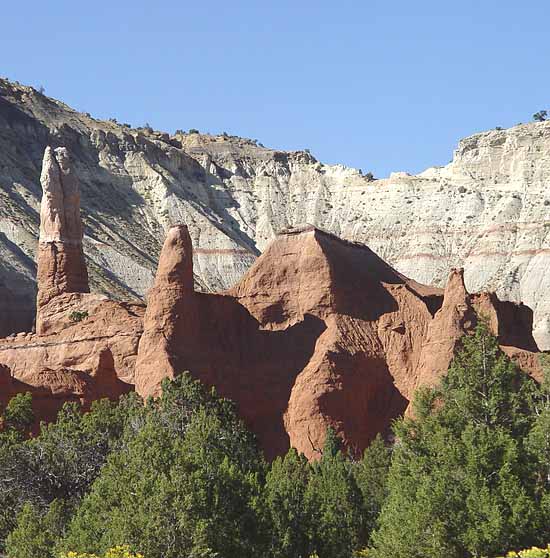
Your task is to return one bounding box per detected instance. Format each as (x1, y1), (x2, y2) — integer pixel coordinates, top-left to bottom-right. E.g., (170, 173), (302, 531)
(168, 292), (327, 459)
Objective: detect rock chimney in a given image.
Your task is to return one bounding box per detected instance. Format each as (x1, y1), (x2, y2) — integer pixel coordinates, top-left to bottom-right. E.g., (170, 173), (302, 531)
(36, 147), (89, 333)
(134, 225), (195, 397)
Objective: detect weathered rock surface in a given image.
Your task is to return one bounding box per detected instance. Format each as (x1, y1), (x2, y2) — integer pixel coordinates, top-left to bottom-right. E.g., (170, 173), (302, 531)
(0, 146), (139, 424)
(1, 78), (549, 349)
(36, 146), (89, 333)
(136, 225), (540, 459)
(0, 83), (545, 459)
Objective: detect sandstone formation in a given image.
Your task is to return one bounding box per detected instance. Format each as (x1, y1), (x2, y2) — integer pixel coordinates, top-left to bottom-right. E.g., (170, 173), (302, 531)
(1, 78), (550, 349)
(135, 224), (541, 459)
(0, 85), (545, 460)
(135, 225), (194, 397)
(0, 146), (139, 425)
(36, 146), (89, 333)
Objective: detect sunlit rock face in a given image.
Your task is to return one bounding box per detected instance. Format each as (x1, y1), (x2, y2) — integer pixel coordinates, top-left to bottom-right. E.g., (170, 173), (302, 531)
(36, 146), (89, 333)
(1, 77), (549, 348)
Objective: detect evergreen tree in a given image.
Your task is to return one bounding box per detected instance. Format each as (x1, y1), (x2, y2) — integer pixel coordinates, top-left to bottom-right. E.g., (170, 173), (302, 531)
(5, 499), (70, 558)
(0, 393), (136, 551)
(305, 430), (363, 558)
(352, 435), (391, 541)
(0, 392), (34, 550)
(526, 354), (550, 542)
(2, 392), (34, 436)
(322, 426), (343, 458)
(62, 374), (266, 558)
(371, 322), (543, 558)
(264, 448), (312, 558)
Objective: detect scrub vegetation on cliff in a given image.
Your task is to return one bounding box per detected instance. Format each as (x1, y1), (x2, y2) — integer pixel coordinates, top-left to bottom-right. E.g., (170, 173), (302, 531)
(0, 323), (549, 558)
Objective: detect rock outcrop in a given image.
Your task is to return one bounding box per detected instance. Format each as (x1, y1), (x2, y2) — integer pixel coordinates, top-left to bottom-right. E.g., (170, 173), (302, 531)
(0, 146), (138, 425)
(135, 225), (540, 459)
(1, 78), (550, 349)
(0, 103), (544, 460)
(36, 146), (89, 333)
(135, 225), (194, 397)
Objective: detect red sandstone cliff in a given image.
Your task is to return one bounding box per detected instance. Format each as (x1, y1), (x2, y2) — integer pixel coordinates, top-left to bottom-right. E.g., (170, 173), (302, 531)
(135, 225), (541, 459)
(0, 148), (542, 458)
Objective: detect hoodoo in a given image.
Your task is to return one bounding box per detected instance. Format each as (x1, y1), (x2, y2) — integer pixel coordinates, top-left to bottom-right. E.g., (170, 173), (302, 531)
(0, 147), (139, 423)
(36, 147), (89, 334)
(135, 224), (195, 397)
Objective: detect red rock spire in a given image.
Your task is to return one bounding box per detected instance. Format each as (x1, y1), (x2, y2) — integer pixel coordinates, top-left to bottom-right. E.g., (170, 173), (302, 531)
(36, 147), (89, 333)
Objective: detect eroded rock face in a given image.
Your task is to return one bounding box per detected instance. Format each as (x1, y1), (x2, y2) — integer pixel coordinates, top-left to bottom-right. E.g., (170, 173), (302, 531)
(1, 78), (550, 349)
(136, 225), (540, 459)
(414, 268), (541, 393)
(0, 147), (138, 427)
(0, 140), (543, 460)
(36, 146), (89, 333)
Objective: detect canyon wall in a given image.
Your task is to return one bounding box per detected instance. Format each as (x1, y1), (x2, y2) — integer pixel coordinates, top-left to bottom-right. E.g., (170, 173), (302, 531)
(0, 145), (542, 458)
(1, 78), (549, 348)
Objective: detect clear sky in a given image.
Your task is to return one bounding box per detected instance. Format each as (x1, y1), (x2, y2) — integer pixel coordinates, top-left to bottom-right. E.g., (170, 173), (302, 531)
(2, 0), (549, 177)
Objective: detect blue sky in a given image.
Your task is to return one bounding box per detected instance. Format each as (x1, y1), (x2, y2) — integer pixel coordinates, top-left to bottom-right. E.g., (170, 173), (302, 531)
(2, 1), (549, 177)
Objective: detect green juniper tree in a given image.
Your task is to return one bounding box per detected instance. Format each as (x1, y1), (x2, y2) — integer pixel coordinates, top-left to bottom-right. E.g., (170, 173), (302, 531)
(264, 448), (312, 558)
(1, 394), (140, 557)
(305, 429), (364, 558)
(526, 354), (550, 542)
(352, 434), (392, 541)
(6, 499), (71, 558)
(0, 393), (34, 551)
(61, 374), (266, 558)
(371, 322), (544, 558)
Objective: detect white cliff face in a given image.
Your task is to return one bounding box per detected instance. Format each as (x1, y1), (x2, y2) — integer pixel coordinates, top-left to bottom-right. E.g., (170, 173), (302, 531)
(0, 78), (549, 347)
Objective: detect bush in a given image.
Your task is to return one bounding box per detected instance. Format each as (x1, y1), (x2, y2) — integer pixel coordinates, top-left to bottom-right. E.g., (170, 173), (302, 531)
(59, 545), (144, 558)
(533, 110), (548, 122)
(364, 172), (375, 181)
(495, 545), (550, 557)
(69, 310), (89, 323)
(2, 392), (33, 434)
(5, 500), (70, 558)
(188, 128), (199, 134)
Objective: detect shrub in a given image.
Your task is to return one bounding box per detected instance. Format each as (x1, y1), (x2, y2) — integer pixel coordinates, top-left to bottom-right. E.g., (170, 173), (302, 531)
(69, 311), (89, 323)
(533, 110), (548, 122)
(188, 128), (199, 134)
(59, 545), (144, 558)
(495, 545), (550, 557)
(3, 392), (34, 434)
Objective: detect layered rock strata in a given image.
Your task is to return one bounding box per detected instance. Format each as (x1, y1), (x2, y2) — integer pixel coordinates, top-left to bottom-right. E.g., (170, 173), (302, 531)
(1, 78), (550, 349)
(0, 145), (542, 458)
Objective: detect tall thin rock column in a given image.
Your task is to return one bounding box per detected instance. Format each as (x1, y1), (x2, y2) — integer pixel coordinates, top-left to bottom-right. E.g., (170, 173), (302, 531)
(134, 224), (195, 398)
(36, 147), (89, 333)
